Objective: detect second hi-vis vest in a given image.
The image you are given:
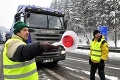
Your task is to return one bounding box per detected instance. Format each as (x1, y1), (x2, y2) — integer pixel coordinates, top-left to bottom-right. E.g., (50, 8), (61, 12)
(91, 39), (105, 62)
(3, 39), (38, 80)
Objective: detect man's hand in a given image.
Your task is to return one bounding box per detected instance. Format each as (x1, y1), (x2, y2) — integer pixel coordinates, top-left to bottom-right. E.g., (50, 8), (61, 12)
(40, 42), (58, 52)
(89, 58), (92, 65)
(99, 59), (105, 67)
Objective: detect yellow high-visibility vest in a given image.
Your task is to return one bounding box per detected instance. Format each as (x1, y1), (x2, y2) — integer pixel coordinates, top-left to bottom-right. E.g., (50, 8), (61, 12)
(3, 39), (38, 80)
(91, 39), (105, 62)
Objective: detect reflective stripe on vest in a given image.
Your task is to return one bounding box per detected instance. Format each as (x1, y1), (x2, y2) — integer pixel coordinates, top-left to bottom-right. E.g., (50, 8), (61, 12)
(91, 39), (104, 62)
(3, 59), (34, 69)
(3, 39), (38, 80)
(91, 49), (102, 52)
(4, 68), (37, 79)
(91, 54), (101, 57)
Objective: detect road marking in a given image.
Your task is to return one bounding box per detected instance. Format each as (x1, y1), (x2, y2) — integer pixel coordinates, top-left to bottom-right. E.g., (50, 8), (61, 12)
(67, 56), (120, 71)
(62, 66), (79, 72)
(106, 66), (120, 70)
(67, 56), (87, 61)
(60, 65), (89, 80)
(82, 70), (118, 80)
(61, 63), (119, 80)
(66, 57), (88, 63)
(59, 62), (81, 68)
(43, 68), (67, 80)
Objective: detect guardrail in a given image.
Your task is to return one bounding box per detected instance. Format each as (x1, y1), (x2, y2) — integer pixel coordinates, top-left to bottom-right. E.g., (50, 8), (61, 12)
(77, 45), (120, 53)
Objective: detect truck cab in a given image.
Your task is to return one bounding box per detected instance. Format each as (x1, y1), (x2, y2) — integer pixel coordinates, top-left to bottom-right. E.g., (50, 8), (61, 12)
(11, 5), (67, 64)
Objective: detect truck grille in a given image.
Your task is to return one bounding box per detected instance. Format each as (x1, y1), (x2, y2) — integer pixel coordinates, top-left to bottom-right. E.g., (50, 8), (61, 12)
(29, 28), (62, 42)
(34, 34), (60, 41)
(29, 28), (64, 55)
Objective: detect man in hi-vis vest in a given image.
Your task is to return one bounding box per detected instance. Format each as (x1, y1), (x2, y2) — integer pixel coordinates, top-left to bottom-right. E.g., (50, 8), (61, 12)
(89, 30), (109, 80)
(2, 21), (58, 80)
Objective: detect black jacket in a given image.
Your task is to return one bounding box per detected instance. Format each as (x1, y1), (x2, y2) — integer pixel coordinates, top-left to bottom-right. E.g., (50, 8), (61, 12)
(11, 42), (43, 62)
(8, 34), (43, 62)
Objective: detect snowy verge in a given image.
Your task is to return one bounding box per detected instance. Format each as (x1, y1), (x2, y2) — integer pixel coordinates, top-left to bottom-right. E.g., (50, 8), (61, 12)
(67, 49), (120, 61)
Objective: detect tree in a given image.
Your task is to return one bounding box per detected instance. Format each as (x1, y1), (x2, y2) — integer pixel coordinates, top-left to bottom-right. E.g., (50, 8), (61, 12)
(50, 0), (120, 46)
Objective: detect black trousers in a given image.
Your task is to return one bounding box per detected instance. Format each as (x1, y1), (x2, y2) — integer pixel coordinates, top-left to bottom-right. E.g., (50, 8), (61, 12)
(90, 62), (106, 80)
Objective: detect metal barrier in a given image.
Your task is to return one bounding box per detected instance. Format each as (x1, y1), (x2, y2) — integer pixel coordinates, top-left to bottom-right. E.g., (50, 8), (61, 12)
(77, 45), (120, 53)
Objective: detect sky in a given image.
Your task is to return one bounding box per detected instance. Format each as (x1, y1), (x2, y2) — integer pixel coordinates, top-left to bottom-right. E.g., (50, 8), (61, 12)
(0, 0), (52, 29)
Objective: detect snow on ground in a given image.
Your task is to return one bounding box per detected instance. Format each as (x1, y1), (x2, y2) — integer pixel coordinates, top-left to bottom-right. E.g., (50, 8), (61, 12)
(108, 40), (120, 47)
(77, 40), (120, 61)
(68, 49), (120, 61)
(79, 39), (120, 47)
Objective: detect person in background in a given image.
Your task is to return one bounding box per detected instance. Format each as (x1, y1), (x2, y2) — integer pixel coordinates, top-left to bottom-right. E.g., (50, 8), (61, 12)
(89, 30), (109, 80)
(2, 21), (58, 80)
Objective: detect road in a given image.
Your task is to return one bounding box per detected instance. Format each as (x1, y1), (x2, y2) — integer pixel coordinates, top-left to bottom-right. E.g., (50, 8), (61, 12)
(37, 51), (120, 80)
(0, 44), (119, 80)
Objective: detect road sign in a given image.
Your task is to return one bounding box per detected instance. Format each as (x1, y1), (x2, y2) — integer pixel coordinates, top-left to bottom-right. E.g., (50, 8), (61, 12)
(98, 25), (108, 40)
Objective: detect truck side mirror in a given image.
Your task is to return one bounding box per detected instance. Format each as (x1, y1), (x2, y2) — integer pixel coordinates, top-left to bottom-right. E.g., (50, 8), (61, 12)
(27, 13), (30, 18)
(14, 13), (21, 22)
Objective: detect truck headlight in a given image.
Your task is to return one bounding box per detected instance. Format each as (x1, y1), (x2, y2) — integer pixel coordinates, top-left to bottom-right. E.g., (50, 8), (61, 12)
(61, 51), (65, 54)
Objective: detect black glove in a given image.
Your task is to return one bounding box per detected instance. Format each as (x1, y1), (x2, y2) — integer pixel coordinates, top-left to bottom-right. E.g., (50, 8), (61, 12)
(89, 58), (92, 65)
(40, 42), (58, 52)
(99, 59), (105, 67)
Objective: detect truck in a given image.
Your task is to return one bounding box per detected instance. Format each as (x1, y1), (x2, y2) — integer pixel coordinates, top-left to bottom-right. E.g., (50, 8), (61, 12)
(0, 32), (6, 44)
(10, 5), (67, 64)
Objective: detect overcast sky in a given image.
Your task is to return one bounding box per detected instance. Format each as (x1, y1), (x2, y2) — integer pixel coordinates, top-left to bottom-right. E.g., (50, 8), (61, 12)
(0, 0), (52, 29)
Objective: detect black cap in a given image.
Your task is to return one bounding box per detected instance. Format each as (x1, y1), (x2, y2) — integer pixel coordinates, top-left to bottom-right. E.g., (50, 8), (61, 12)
(93, 30), (100, 36)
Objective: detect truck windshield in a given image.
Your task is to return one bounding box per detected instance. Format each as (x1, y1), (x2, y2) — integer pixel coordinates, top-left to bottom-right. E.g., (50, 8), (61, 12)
(27, 13), (64, 29)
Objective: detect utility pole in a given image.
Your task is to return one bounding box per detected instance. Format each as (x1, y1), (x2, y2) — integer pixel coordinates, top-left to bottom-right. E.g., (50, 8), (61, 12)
(113, 0), (118, 48)
(101, 0), (105, 26)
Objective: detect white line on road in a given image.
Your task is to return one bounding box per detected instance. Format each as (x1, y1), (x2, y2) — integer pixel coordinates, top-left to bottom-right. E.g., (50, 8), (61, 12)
(67, 56), (120, 71)
(106, 66), (120, 70)
(62, 64), (118, 80)
(67, 56), (87, 61)
(59, 62), (82, 69)
(66, 57), (88, 63)
(66, 56), (119, 79)
(62, 66), (79, 72)
(61, 66), (89, 80)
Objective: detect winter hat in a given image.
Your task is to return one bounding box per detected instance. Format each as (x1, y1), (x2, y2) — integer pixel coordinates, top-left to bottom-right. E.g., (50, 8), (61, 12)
(93, 30), (100, 36)
(13, 21), (28, 34)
